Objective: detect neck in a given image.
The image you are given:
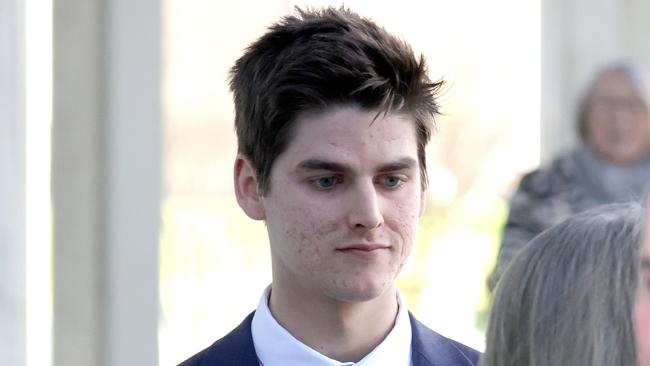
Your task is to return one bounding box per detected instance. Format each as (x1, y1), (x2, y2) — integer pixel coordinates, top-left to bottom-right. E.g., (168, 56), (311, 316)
(268, 279), (399, 362)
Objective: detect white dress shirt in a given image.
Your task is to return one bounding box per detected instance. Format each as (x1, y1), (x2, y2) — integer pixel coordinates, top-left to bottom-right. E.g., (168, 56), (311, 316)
(251, 286), (413, 366)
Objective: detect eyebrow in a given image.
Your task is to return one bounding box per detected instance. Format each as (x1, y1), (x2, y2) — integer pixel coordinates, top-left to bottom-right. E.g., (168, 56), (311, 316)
(296, 159), (350, 173)
(376, 157), (418, 173)
(294, 157), (417, 173)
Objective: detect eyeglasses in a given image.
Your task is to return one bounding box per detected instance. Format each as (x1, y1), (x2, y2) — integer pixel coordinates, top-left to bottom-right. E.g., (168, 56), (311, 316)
(590, 96), (648, 115)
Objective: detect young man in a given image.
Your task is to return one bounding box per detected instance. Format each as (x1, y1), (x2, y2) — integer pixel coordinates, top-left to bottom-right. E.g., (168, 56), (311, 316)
(181, 7), (479, 366)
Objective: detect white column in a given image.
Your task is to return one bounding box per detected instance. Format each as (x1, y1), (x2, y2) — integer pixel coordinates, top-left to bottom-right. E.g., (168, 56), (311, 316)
(0, 0), (25, 364)
(52, 0), (160, 364)
(541, 0), (571, 162)
(624, 0), (650, 64)
(53, 0), (106, 363)
(105, 0), (161, 364)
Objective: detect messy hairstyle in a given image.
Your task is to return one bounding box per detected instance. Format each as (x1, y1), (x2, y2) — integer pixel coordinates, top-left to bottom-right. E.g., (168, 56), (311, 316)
(483, 202), (642, 366)
(229, 6), (443, 195)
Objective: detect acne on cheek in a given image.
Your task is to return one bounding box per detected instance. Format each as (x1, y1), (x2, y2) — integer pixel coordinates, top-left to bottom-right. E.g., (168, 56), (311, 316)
(283, 218), (335, 258)
(330, 277), (350, 289)
(310, 221), (338, 241)
(285, 227), (319, 256)
(393, 218), (416, 269)
(394, 214), (417, 239)
(289, 214), (338, 244)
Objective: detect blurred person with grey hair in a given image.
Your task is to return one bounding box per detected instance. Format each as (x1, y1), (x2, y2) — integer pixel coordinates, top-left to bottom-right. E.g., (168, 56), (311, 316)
(483, 202), (642, 366)
(490, 62), (650, 288)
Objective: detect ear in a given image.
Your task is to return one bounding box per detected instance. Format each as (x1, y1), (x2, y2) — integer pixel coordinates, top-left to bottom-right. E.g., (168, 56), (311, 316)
(234, 155), (266, 220)
(419, 189), (427, 218)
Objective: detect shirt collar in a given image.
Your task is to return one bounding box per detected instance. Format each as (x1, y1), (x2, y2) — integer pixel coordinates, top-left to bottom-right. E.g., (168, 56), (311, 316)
(251, 285), (412, 366)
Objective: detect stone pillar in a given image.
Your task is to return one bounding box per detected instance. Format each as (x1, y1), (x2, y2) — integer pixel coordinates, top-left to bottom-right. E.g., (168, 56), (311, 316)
(52, 0), (160, 364)
(0, 0), (25, 364)
(104, 0), (161, 364)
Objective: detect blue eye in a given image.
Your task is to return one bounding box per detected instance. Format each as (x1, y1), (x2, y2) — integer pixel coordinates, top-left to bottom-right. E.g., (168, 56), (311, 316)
(381, 176), (403, 188)
(313, 176), (341, 189)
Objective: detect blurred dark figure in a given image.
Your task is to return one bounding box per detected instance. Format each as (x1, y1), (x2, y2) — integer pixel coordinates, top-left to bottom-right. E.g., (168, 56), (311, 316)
(490, 63), (650, 288)
(483, 203), (642, 366)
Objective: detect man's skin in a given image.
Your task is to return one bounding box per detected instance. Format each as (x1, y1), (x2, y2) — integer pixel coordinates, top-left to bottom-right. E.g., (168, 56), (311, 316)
(234, 104), (425, 362)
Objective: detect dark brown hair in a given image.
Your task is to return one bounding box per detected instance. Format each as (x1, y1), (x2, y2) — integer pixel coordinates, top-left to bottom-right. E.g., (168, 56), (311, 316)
(229, 6), (443, 195)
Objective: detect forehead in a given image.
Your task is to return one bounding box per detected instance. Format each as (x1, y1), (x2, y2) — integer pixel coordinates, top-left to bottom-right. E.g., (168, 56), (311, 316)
(281, 105), (419, 166)
(592, 71), (641, 98)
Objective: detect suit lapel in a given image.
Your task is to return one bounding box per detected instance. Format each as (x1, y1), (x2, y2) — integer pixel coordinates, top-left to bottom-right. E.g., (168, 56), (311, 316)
(409, 313), (479, 366)
(179, 312), (259, 366)
(213, 312), (259, 365)
(182, 311), (478, 366)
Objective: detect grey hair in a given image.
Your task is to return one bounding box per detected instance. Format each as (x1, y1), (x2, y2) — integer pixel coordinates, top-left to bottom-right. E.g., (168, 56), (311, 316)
(483, 202), (642, 366)
(577, 62), (650, 140)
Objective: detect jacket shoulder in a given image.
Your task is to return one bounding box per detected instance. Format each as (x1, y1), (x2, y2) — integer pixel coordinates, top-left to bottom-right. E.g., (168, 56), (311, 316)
(514, 151), (581, 201)
(409, 313), (480, 366)
(178, 312), (258, 366)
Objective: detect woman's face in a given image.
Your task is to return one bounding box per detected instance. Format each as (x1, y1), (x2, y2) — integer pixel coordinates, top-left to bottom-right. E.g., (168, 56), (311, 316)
(585, 71), (650, 164)
(635, 198), (650, 366)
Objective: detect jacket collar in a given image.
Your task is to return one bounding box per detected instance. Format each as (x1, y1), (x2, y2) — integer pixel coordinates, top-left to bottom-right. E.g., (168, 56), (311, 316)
(179, 312), (259, 366)
(181, 311), (479, 366)
(409, 313), (479, 366)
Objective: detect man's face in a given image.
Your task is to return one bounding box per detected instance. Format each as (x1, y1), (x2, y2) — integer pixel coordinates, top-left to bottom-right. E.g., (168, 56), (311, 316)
(636, 200), (650, 366)
(260, 105), (425, 303)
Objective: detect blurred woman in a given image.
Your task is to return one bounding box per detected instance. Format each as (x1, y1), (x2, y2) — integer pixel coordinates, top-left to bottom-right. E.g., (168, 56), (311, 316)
(491, 63), (650, 287)
(483, 202), (642, 366)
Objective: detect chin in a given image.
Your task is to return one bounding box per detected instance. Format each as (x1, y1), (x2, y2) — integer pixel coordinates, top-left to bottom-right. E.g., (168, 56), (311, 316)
(607, 145), (646, 164)
(325, 278), (394, 303)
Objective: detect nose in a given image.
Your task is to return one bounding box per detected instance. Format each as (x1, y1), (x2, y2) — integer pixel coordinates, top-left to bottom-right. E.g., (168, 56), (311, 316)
(347, 180), (383, 230)
(610, 108), (639, 134)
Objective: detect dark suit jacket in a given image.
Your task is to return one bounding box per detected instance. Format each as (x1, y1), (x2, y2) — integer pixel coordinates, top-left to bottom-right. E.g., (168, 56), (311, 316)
(179, 311), (479, 365)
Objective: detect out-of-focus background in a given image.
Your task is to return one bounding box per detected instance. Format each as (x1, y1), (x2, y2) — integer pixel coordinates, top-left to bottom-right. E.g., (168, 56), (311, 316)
(2, 0), (650, 365)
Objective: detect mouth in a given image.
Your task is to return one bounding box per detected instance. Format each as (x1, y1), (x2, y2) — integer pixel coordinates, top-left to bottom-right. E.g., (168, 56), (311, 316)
(336, 244), (389, 253)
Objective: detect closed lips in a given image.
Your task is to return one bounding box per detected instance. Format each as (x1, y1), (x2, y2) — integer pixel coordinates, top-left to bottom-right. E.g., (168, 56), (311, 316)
(337, 244), (388, 251)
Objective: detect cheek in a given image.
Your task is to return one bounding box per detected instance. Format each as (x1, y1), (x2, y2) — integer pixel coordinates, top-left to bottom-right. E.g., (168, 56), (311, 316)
(635, 298), (650, 365)
(396, 192), (421, 225)
(631, 118), (650, 143)
(388, 196), (421, 254)
(270, 203), (339, 258)
(588, 125), (607, 145)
